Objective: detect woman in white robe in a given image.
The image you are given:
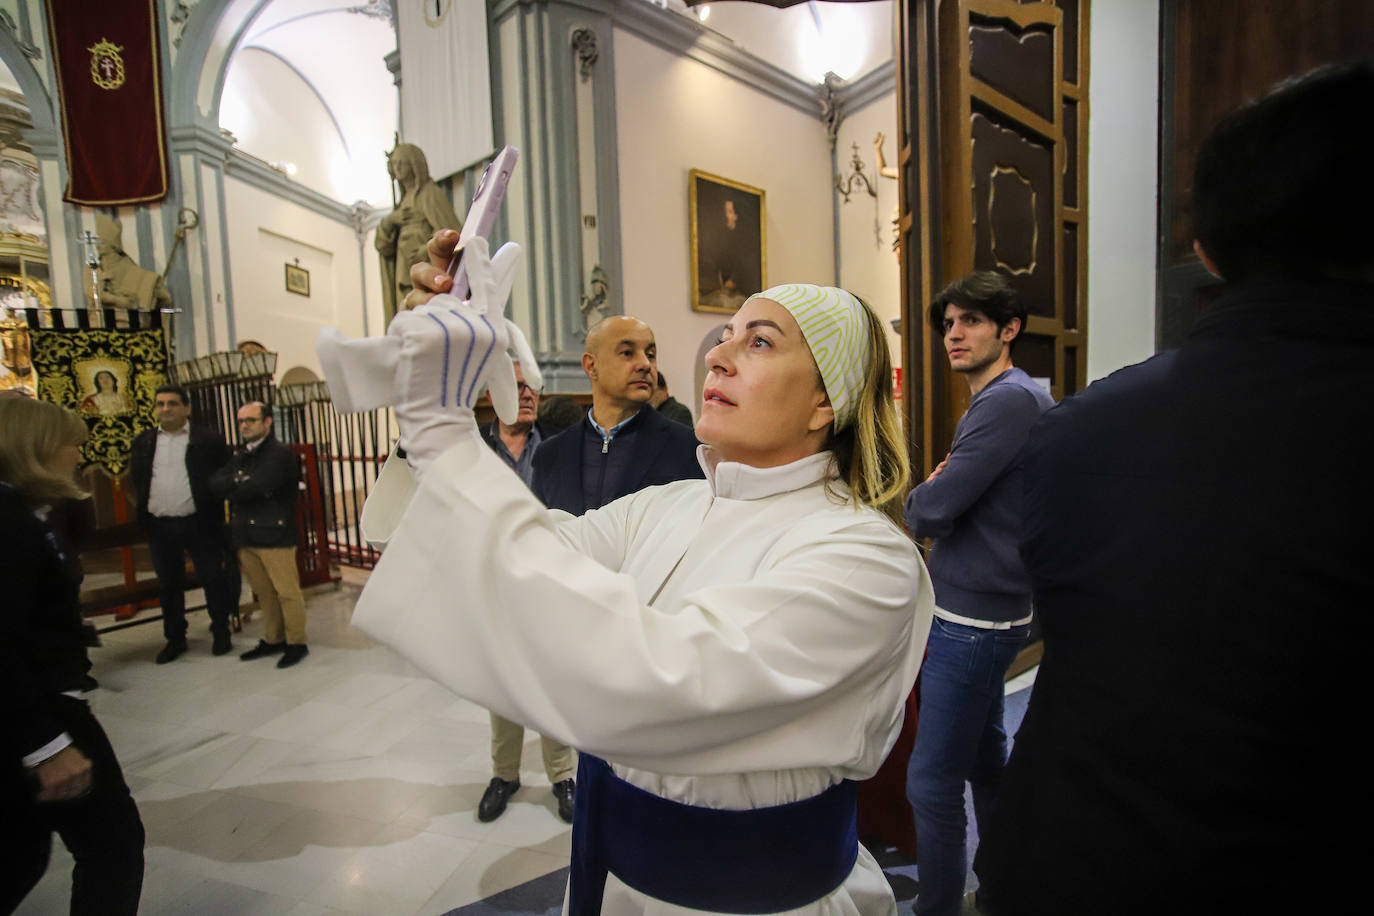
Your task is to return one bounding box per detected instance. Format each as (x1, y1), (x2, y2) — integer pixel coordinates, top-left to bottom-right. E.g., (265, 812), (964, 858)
(325, 232), (935, 915)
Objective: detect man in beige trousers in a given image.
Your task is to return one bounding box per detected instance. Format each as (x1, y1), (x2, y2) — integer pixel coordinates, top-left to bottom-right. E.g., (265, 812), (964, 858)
(211, 402), (308, 668)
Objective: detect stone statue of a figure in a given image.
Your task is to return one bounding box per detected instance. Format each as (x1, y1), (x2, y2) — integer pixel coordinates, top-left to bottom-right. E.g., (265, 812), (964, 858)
(84, 214), (173, 311)
(376, 143), (463, 326)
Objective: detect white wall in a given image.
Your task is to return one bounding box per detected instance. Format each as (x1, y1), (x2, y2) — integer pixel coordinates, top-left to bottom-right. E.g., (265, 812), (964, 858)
(835, 90), (902, 367)
(223, 177), (378, 379)
(220, 49), (354, 204)
(613, 28), (834, 416)
(1086, 0), (1160, 382)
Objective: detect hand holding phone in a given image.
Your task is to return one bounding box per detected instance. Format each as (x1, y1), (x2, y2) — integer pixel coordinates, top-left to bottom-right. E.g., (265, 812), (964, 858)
(446, 145), (520, 300)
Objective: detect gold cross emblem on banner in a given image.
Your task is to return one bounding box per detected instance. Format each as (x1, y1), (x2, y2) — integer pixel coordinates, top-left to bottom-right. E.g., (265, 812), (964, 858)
(89, 39), (126, 90)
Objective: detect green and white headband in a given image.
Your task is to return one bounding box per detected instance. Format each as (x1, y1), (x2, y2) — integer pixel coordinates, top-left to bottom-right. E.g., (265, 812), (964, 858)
(745, 283), (872, 431)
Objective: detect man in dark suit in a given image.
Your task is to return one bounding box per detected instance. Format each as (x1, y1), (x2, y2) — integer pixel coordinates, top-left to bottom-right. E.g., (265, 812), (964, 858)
(469, 317), (699, 824)
(973, 62), (1373, 916)
(210, 401), (309, 669)
(129, 384), (238, 662)
(532, 315), (702, 515)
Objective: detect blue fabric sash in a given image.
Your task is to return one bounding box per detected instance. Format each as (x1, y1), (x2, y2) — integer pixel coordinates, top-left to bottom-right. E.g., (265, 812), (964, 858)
(568, 754), (859, 914)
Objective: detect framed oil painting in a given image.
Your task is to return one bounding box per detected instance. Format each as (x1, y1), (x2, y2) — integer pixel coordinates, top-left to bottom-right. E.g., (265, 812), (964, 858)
(689, 169), (766, 314)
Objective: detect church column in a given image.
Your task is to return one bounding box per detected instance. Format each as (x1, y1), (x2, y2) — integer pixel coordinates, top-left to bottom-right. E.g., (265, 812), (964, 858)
(165, 121), (235, 358)
(490, 0), (624, 391)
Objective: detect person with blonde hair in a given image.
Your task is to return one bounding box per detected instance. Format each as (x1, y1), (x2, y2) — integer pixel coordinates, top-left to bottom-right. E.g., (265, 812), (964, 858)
(0, 397), (144, 915)
(316, 231), (934, 915)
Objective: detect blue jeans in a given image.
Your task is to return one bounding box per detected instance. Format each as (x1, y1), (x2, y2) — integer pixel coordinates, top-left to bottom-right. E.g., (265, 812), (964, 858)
(907, 616), (1031, 916)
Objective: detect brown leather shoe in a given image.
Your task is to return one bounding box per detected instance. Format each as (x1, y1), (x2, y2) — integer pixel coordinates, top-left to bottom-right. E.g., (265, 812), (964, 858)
(477, 777), (520, 822)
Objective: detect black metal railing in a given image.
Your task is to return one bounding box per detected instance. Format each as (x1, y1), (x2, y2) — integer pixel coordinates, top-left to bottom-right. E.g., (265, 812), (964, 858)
(176, 370), (394, 571)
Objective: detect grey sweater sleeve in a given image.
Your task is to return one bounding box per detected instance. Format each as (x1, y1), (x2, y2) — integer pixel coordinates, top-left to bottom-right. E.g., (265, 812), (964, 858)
(904, 385), (1044, 538)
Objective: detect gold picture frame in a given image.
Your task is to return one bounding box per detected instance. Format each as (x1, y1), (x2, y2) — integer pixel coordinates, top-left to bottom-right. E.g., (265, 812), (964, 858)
(284, 263), (311, 297)
(689, 169), (766, 314)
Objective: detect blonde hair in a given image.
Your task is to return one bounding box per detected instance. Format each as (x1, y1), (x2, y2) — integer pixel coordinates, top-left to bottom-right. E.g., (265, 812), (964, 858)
(0, 397), (89, 504)
(828, 296), (910, 527)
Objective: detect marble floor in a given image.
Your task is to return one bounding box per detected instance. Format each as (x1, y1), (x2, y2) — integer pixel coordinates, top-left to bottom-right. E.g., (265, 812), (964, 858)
(17, 581), (573, 916)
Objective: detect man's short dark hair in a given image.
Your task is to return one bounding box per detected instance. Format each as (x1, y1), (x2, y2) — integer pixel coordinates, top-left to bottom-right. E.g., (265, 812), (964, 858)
(155, 384), (190, 406)
(927, 271), (1027, 347)
(1193, 60), (1374, 284)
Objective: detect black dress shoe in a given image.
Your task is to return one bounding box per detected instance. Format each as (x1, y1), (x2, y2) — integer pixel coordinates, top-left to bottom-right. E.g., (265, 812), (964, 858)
(478, 777), (520, 822)
(212, 632), (233, 656)
(78, 674), (99, 692)
(240, 640), (285, 661)
(552, 778), (575, 823)
(276, 644), (309, 668)
(155, 639), (187, 664)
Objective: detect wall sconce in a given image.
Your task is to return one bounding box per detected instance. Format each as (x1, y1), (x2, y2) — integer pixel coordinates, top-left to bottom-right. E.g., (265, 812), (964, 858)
(835, 142), (878, 204)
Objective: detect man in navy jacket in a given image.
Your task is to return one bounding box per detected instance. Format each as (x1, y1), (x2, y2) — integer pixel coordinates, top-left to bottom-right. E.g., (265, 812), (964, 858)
(902, 271), (1054, 916)
(498, 317), (699, 824)
(974, 62), (1373, 915)
(532, 315), (701, 516)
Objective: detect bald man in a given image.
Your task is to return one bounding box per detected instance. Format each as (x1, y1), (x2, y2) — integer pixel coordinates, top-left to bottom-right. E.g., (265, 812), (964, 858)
(473, 317), (702, 825)
(531, 315), (703, 515)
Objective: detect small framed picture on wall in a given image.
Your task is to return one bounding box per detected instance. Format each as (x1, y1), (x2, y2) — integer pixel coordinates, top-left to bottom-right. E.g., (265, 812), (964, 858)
(284, 263), (311, 297)
(689, 169), (766, 314)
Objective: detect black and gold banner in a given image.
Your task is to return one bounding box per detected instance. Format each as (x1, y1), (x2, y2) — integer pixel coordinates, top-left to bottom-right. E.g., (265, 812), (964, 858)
(30, 328), (167, 476)
(45, 0), (168, 205)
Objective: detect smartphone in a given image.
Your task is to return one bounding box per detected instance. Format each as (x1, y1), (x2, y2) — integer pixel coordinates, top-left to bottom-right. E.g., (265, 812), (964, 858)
(446, 145), (520, 300)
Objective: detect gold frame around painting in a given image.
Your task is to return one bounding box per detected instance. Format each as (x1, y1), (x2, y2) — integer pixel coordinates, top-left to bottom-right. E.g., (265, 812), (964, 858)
(689, 169), (766, 314)
(284, 263), (311, 297)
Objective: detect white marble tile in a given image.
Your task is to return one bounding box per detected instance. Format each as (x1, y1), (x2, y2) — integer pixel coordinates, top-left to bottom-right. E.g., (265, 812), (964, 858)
(97, 713), (228, 776)
(144, 873), (302, 915)
(201, 807), (389, 900)
(484, 795), (573, 854)
(420, 842), (568, 915)
(434, 696), (500, 725)
(134, 863), (209, 915)
(249, 701), (368, 745)
(143, 790), (300, 861)
(394, 779), (500, 843)
(311, 670), (418, 708)
(308, 825), (477, 916)
(313, 704), (431, 757)
(368, 678), (464, 718)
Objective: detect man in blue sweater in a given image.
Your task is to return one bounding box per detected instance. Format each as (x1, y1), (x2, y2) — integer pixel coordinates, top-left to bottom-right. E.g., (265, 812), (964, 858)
(903, 271), (1053, 916)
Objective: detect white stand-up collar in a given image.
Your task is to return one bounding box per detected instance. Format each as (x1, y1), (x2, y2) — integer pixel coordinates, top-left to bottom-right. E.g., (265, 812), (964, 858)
(697, 446), (838, 500)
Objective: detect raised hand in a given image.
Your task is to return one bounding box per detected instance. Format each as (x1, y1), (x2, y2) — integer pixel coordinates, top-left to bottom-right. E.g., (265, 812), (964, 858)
(316, 235), (541, 473)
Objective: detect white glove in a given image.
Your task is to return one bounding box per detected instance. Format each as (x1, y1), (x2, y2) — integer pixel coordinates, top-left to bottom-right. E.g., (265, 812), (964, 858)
(315, 238), (541, 473)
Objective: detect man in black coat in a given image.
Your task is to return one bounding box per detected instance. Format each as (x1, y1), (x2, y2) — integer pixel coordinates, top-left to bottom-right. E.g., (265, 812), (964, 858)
(129, 384), (238, 662)
(210, 401), (308, 668)
(532, 316), (702, 516)
(973, 63), (1374, 916)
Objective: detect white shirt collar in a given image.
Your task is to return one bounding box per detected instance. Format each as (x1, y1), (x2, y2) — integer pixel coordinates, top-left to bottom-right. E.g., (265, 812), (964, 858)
(697, 446), (838, 500)
(157, 424), (190, 438)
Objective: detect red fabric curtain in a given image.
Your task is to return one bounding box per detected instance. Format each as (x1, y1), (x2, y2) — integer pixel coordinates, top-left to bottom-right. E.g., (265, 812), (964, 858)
(45, 0), (169, 205)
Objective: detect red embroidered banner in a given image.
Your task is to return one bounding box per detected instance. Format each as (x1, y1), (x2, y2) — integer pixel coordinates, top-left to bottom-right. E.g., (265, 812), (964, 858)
(45, 0), (169, 205)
